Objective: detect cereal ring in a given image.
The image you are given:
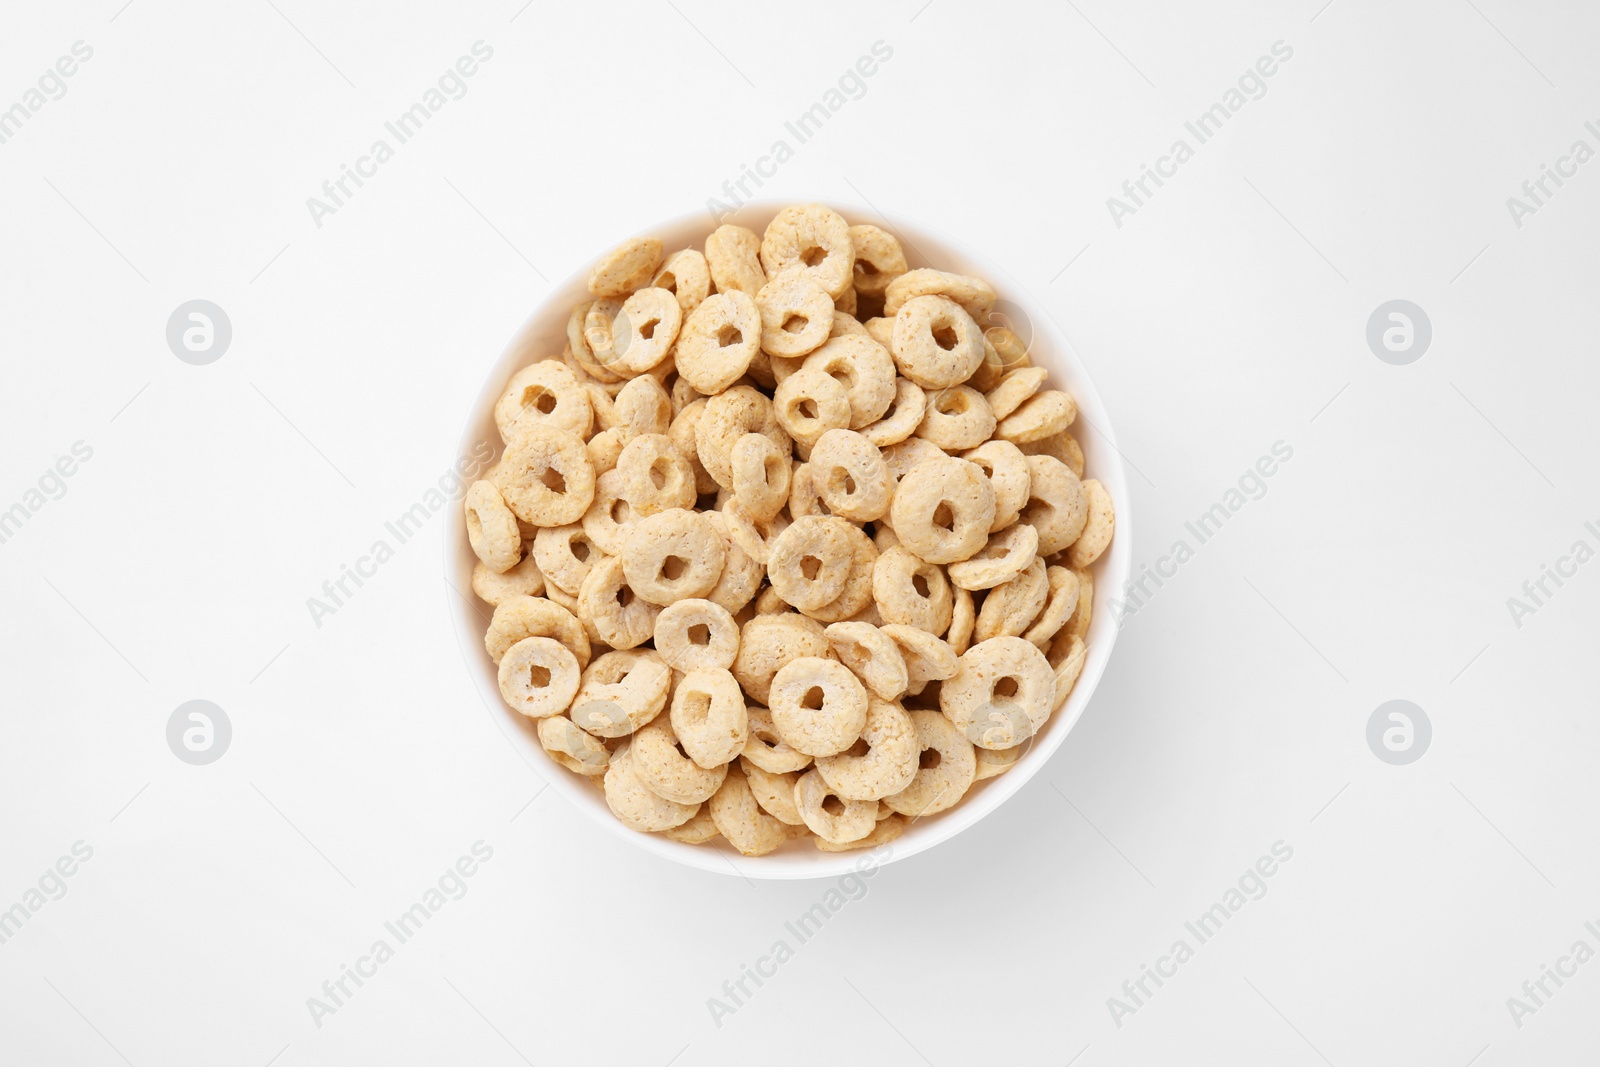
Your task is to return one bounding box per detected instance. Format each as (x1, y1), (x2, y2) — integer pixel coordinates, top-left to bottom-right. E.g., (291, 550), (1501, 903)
(654, 598), (739, 672)
(863, 316), (895, 349)
(814, 697), (918, 801)
(1020, 455), (1088, 556)
(860, 378), (927, 448)
(1067, 479), (1114, 568)
(613, 374), (671, 436)
(794, 767), (876, 843)
(767, 516), (856, 612)
(464, 479), (521, 573)
(871, 523), (899, 553)
(804, 532), (878, 626)
(871, 546), (952, 635)
(542, 581), (581, 618)
(888, 456), (995, 564)
(495, 359), (593, 442)
(484, 595), (591, 668)
(1050, 635), (1087, 712)
(667, 397), (719, 495)
(834, 286), (857, 315)
(730, 433), (791, 522)
(632, 714), (727, 804)
(881, 711), (975, 817)
(986, 324), (1031, 371)
(708, 763), (787, 856)
(773, 366), (852, 452)
(669, 372), (702, 418)
(802, 334), (897, 429)
(816, 812), (905, 852)
(676, 290), (762, 395)
(493, 426), (596, 527)
(948, 585), (975, 654)
(704, 224), (767, 297)
(881, 436), (948, 482)
(879, 624), (958, 690)
(809, 429), (891, 523)
(755, 273), (834, 358)
(825, 622), (909, 701)
(577, 554), (661, 650)
(883, 267), (997, 319)
(580, 467), (637, 555)
(620, 508), (725, 605)
(660, 804), (719, 843)
(769, 657), (868, 757)
(496, 636), (581, 719)
(572, 649), (671, 737)
(848, 224), (907, 297)
(589, 236), (662, 298)
(915, 385), (995, 450)
(604, 741), (698, 831)
(890, 295), (986, 390)
(617, 433), (696, 516)
(738, 757), (805, 825)
(941, 635), (1056, 749)
(787, 463), (830, 519)
(1025, 566), (1080, 650)
(985, 366), (1048, 421)
(741, 706), (813, 774)
(759, 204), (853, 298)
(733, 614), (831, 706)
(947, 522), (1038, 591)
(1067, 568), (1093, 641)
(537, 715), (609, 775)
(585, 426), (630, 477)
(567, 301), (624, 383)
(652, 247), (711, 315)
(471, 551), (545, 605)
(721, 499), (788, 566)
(966, 336), (1006, 393)
(533, 523), (605, 595)
(1019, 431), (1085, 478)
(609, 287), (682, 375)
(670, 667), (749, 768)
(973, 743), (1025, 782)
(831, 310), (868, 337)
(963, 440), (1031, 532)
(996, 389), (1077, 444)
(975, 558), (1048, 642)
(696, 385), (790, 489)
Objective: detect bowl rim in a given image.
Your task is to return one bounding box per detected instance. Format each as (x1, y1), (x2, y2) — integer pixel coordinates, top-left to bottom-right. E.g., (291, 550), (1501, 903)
(446, 197), (1133, 879)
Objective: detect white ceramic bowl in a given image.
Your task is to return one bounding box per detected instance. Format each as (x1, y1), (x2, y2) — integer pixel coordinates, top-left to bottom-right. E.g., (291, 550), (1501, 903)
(447, 199), (1132, 879)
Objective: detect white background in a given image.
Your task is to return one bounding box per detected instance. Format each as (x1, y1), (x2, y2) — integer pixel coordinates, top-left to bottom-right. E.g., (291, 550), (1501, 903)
(2, 1), (1597, 1063)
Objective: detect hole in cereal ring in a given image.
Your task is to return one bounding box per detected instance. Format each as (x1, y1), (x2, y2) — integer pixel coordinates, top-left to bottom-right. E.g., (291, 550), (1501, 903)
(800, 555), (822, 580)
(611, 498), (633, 524)
(716, 323), (743, 347)
(650, 461), (668, 489)
(937, 392), (966, 415)
(683, 690), (711, 724)
(688, 623), (710, 645)
(571, 539), (590, 562)
(920, 748), (942, 770)
(616, 585), (635, 608)
(753, 725), (779, 746)
(933, 325), (958, 351)
(764, 456), (783, 484)
(781, 314), (808, 334)
(932, 502), (954, 531)
(662, 555), (688, 580)
(522, 385), (557, 414)
(465, 508), (483, 539)
(822, 794), (846, 816)
(799, 399), (819, 420)
(525, 664), (551, 688)
(801, 686), (825, 710)
(855, 260), (880, 278)
(639, 317), (659, 340)
(659, 272), (678, 293)
(844, 737), (870, 758)
(696, 491), (719, 510)
(912, 573), (930, 598)
(994, 676), (1020, 702)
(540, 466), (567, 493)
(801, 245), (827, 267)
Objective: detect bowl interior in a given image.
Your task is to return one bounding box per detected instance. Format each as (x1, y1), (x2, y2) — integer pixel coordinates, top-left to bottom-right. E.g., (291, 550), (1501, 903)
(447, 199), (1132, 879)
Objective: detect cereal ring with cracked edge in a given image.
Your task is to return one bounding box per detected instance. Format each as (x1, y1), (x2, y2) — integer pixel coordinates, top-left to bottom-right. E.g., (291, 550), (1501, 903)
(609, 287), (682, 376)
(485, 595), (591, 668)
(577, 554), (661, 650)
(655, 598), (739, 672)
(495, 359), (593, 443)
(767, 516), (856, 612)
(882, 711), (975, 817)
(883, 268), (997, 319)
(800, 521), (878, 624)
(831, 310), (868, 337)
(1066, 568), (1093, 642)
(567, 301), (624, 384)
(493, 426), (596, 527)
(976, 558), (1048, 642)
(621, 508), (725, 605)
(915, 385), (995, 450)
(1025, 566), (1080, 650)
(617, 433), (695, 517)
(973, 743), (1026, 782)
(733, 614), (832, 706)
(676, 290), (762, 395)
(668, 397), (719, 496)
(632, 714), (727, 804)
(815, 696), (918, 800)
(741, 706), (813, 773)
(708, 763), (787, 855)
(471, 550), (545, 605)
(652, 248), (711, 315)
(613, 374), (671, 436)
(704, 224), (767, 297)
(871, 546), (952, 635)
(941, 635), (1057, 749)
(816, 811), (906, 852)
(537, 715), (609, 776)
(809, 429), (891, 523)
(863, 316), (896, 349)
(571, 648), (671, 737)
(721, 499), (788, 567)
(795, 767), (876, 843)
(660, 804), (718, 844)
(881, 436), (948, 483)
(948, 585), (975, 655)
(773, 366), (852, 453)
(825, 622), (909, 702)
(890, 295), (986, 390)
(738, 757), (805, 824)
(605, 741), (698, 831)
(888, 456), (995, 565)
(802, 334), (897, 429)
(986, 366), (1049, 421)
(756, 273), (834, 358)
(1067, 479), (1115, 568)
(730, 433), (791, 522)
(848, 224), (907, 297)
(586, 427), (630, 476)
(861, 378), (927, 448)
(963, 440), (1030, 533)
(696, 385), (790, 490)
(533, 523), (605, 595)
(497, 636), (581, 719)
(589, 236), (663, 298)
(879, 624), (958, 691)
(759, 204), (854, 299)
(996, 389), (1077, 444)
(1049, 633), (1087, 713)
(580, 467), (637, 556)
(464, 480), (521, 573)
(769, 657), (868, 757)
(670, 667), (749, 768)
(1020, 455), (1088, 556)
(948, 522), (1038, 591)
(1020, 431), (1085, 478)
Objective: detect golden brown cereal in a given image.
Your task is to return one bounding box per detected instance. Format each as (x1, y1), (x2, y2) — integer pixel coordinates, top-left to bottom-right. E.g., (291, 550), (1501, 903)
(585, 426), (630, 476)
(861, 378), (928, 448)
(661, 804), (720, 843)
(880, 436), (947, 482)
(704, 224), (768, 296)
(1020, 431), (1085, 478)
(620, 508), (726, 605)
(887, 455), (996, 564)
(915, 385), (996, 450)
(537, 715), (609, 776)
(755, 273), (834, 358)
(883, 268), (998, 319)
(871, 546), (952, 635)
(589, 236), (663, 298)
(669, 373), (702, 417)
(532, 523), (605, 596)
(798, 521), (878, 624)
(471, 551), (546, 605)
(617, 433), (696, 516)
(773, 366), (852, 452)
(739, 758), (806, 825)
(670, 667), (749, 768)
(1067, 568), (1093, 642)
(767, 515), (857, 612)
(802, 334), (897, 429)
(464, 479), (522, 573)
(760, 204), (854, 299)
(697, 510), (763, 615)
(863, 316), (896, 349)
(732, 614), (831, 706)
(494, 425), (596, 527)
(580, 467), (636, 555)
(1025, 566), (1080, 650)
(848, 224), (907, 297)
(996, 389), (1077, 444)
(963, 439), (1031, 532)
(608, 287), (682, 375)
(696, 385), (790, 489)
(975, 558), (1048, 642)
(632, 714), (727, 804)
(987, 324), (1031, 371)
(986, 366), (1049, 421)
(655, 598), (739, 672)
(567, 301), (624, 383)
(880, 624), (958, 694)
(721, 499), (788, 566)
(814, 697), (918, 800)
(668, 397), (719, 495)
(495, 359), (593, 442)
(890, 295), (986, 389)
(882, 710), (975, 817)
(769, 656), (868, 757)
(604, 741), (698, 831)
(808, 429), (891, 523)
(708, 763), (787, 855)
(742, 706), (813, 774)
(1067, 479), (1114, 568)
(652, 248), (711, 315)
(542, 582), (581, 618)
(1020, 455), (1088, 556)
(825, 622), (910, 701)
(571, 648), (671, 737)
(613, 374), (672, 436)
(730, 432), (791, 522)
(676, 290), (762, 395)
(485, 595), (591, 668)
(948, 584), (975, 654)
(816, 811), (905, 851)
(947, 522), (1038, 591)
(834, 286), (857, 315)
(496, 636), (581, 719)
(577, 554), (661, 650)
(831, 310), (869, 337)
(794, 767), (876, 843)
(941, 635), (1056, 749)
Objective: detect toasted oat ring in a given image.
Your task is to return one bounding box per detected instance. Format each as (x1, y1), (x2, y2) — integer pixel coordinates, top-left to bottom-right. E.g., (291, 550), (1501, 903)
(604, 741), (698, 831)
(871, 547), (952, 635)
(888, 456), (995, 565)
(608, 287), (682, 375)
(861, 378), (927, 448)
(652, 248), (711, 315)
(571, 648), (671, 737)
(784, 462), (830, 519)
(484, 595), (591, 668)
(916, 386), (995, 450)
(654, 598), (739, 672)
(773, 367), (852, 452)
(1067, 568), (1093, 642)
(863, 316), (895, 349)
(471, 551), (545, 605)
(632, 714), (727, 804)
(834, 287), (857, 315)
(536, 715), (609, 775)
(704, 224), (768, 297)
(809, 429), (891, 523)
(661, 805), (719, 844)
(879, 624), (958, 690)
(769, 656), (869, 757)
(974, 743), (1026, 782)
(1025, 566), (1081, 650)
(1020, 431), (1085, 478)
(883, 268), (997, 319)
(668, 397), (718, 495)
(996, 389), (1077, 444)
(585, 427), (630, 477)
(617, 433), (696, 517)
(976, 558), (1048, 642)
(669, 373), (701, 417)
(1020, 455), (1088, 556)
(848, 224), (908, 297)
(756, 273), (834, 358)
(759, 204), (854, 298)
(986, 324), (1031, 371)
(721, 499), (788, 567)
(947, 523), (1038, 591)
(963, 440), (1031, 532)
(816, 811), (906, 852)
(613, 374), (671, 436)
(767, 516), (856, 612)
(493, 425), (596, 528)
(831, 310), (868, 337)
(1050, 635), (1087, 712)
(577, 554), (661, 650)
(800, 521), (877, 624)
(676, 290), (762, 395)
(697, 511), (763, 615)
(532, 523), (605, 595)
(802, 334), (897, 429)
(730, 433), (791, 522)
(708, 763), (787, 856)
(879, 438), (943, 485)
(464, 479), (521, 573)
(741, 706), (813, 774)
(566, 301), (624, 383)
(669, 667), (749, 768)
(495, 359), (593, 443)
(1067, 479), (1114, 568)
(882, 711), (976, 816)
(941, 635), (1056, 749)
(738, 757), (805, 825)
(986, 366), (1049, 421)
(890, 295), (986, 390)
(580, 467), (637, 556)
(824, 622), (909, 702)
(589, 236), (663, 298)
(733, 614), (831, 706)
(794, 767), (876, 843)
(496, 636), (580, 719)
(948, 585), (975, 655)
(814, 696), (918, 801)
(696, 385), (790, 489)
(621, 508), (725, 605)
